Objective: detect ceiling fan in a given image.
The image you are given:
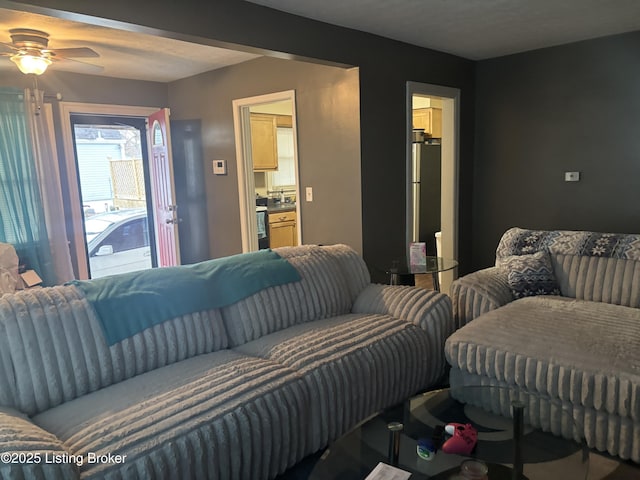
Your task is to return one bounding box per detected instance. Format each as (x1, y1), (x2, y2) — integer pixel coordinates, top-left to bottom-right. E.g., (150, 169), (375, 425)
(0, 28), (100, 75)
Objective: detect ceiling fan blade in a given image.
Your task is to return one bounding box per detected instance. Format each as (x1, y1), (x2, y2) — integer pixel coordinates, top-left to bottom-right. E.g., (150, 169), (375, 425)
(0, 41), (19, 54)
(54, 55), (104, 72)
(52, 47), (99, 58)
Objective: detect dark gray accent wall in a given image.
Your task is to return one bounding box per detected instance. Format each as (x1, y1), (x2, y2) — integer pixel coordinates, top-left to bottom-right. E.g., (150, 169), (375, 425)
(473, 31), (640, 270)
(11, 0), (476, 280)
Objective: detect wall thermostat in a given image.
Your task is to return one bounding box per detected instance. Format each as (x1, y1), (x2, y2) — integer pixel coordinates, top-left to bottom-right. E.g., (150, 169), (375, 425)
(564, 171), (580, 182)
(213, 160), (227, 175)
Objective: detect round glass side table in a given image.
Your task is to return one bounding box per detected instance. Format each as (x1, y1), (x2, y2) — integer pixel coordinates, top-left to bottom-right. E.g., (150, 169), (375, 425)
(388, 256), (458, 291)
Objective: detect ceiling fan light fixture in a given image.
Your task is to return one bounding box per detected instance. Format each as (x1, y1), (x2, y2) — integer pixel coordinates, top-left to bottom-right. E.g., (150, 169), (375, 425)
(10, 53), (52, 75)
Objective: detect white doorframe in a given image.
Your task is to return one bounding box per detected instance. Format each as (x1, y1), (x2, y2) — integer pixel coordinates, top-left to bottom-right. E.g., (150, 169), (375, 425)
(59, 102), (158, 279)
(232, 90), (300, 252)
(406, 82), (460, 294)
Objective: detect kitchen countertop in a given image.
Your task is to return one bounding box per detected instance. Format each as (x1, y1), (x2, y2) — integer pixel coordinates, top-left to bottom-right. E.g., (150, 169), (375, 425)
(267, 203), (296, 213)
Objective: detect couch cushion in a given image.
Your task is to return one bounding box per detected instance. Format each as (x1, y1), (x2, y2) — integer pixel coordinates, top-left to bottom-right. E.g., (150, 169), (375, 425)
(0, 286), (229, 415)
(552, 254), (640, 308)
(445, 296), (640, 421)
(496, 228), (640, 261)
(497, 251), (561, 298)
(495, 227), (640, 308)
(0, 406), (79, 479)
(33, 350), (310, 480)
(235, 313), (440, 449)
(221, 244), (370, 347)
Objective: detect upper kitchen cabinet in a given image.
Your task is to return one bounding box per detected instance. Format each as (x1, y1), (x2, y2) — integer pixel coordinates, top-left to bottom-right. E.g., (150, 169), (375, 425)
(250, 113), (294, 170)
(413, 107), (442, 138)
(275, 115), (292, 128)
(251, 113), (278, 170)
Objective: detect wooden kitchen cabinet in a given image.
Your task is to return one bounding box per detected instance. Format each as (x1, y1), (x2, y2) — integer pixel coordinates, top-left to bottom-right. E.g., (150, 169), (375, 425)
(269, 210), (297, 248)
(250, 113), (278, 171)
(413, 107), (442, 138)
(275, 115), (292, 128)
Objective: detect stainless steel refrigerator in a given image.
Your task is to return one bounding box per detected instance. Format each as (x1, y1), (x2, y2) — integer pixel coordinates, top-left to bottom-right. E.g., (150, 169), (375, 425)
(411, 141), (441, 256)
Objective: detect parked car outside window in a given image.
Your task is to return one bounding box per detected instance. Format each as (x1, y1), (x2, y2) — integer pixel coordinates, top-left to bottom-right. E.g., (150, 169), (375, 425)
(85, 209), (152, 278)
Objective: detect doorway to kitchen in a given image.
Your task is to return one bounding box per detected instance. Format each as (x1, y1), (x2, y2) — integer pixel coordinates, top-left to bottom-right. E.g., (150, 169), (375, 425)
(406, 82), (460, 294)
(233, 90), (301, 252)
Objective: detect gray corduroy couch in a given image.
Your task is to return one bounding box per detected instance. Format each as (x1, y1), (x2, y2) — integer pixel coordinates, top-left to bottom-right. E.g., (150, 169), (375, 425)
(445, 227), (640, 463)
(0, 244), (454, 480)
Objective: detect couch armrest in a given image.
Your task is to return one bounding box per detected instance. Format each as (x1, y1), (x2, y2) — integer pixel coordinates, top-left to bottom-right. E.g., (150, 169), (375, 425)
(0, 407), (79, 479)
(450, 267), (513, 328)
(352, 284), (453, 334)
(352, 285), (454, 383)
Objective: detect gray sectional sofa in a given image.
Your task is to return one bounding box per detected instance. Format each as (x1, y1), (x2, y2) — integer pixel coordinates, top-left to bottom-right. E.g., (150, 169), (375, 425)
(445, 227), (640, 463)
(0, 244), (454, 480)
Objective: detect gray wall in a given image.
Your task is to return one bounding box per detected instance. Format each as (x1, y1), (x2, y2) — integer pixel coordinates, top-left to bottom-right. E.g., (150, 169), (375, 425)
(473, 31), (640, 269)
(12, 0), (476, 280)
(168, 57), (362, 258)
(0, 70), (167, 107)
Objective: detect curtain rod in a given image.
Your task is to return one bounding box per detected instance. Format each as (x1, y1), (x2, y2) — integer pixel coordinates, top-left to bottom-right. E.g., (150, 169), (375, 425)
(0, 89), (63, 101)
(43, 93), (63, 101)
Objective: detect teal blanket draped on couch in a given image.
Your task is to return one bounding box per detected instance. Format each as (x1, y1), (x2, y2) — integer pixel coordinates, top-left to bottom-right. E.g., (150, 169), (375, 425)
(69, 249), (301, 345)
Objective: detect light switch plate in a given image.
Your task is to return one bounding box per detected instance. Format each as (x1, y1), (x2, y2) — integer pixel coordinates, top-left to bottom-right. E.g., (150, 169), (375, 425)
(305, 186), (313, 202)
(213, 160), (227, 175)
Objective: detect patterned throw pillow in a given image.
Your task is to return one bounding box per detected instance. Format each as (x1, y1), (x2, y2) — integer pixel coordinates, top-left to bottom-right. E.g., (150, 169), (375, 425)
(497, 251), (561, 299)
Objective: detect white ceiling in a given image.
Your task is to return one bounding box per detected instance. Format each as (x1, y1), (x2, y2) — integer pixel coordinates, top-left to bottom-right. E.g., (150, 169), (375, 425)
(1, 2), (640, 82)
(0, 7), (260, 82)
(248, 0), (640, 60)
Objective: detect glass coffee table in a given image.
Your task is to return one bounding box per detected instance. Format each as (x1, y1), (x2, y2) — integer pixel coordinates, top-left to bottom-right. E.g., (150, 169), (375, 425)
(309, 386), (588, 479)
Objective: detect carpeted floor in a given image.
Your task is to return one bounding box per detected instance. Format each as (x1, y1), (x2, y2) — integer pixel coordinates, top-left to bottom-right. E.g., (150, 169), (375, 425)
(586, 452), (640, 480)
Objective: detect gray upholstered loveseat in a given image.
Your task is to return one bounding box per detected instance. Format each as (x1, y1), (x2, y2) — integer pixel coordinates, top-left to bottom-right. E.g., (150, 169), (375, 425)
(445, 227), (640, 463)
(0, 244), (453, 480)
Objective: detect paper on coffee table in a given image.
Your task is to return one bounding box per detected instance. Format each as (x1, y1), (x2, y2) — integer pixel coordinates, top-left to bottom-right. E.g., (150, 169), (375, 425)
(364, 462), (411, 480)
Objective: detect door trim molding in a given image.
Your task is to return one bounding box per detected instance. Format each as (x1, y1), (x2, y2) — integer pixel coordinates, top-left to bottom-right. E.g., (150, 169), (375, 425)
(59, 102), (158, 279)
(232, 90), (299, 252)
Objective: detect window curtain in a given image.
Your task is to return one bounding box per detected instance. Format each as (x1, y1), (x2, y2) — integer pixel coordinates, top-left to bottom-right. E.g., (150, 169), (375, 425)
(24, 88), (74, 284)
(0, 87), (73, 286)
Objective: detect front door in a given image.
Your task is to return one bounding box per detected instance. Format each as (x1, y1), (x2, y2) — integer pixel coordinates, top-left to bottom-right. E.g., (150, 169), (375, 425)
(147, 108), (180, 267)
(70, 114), (156, 279)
